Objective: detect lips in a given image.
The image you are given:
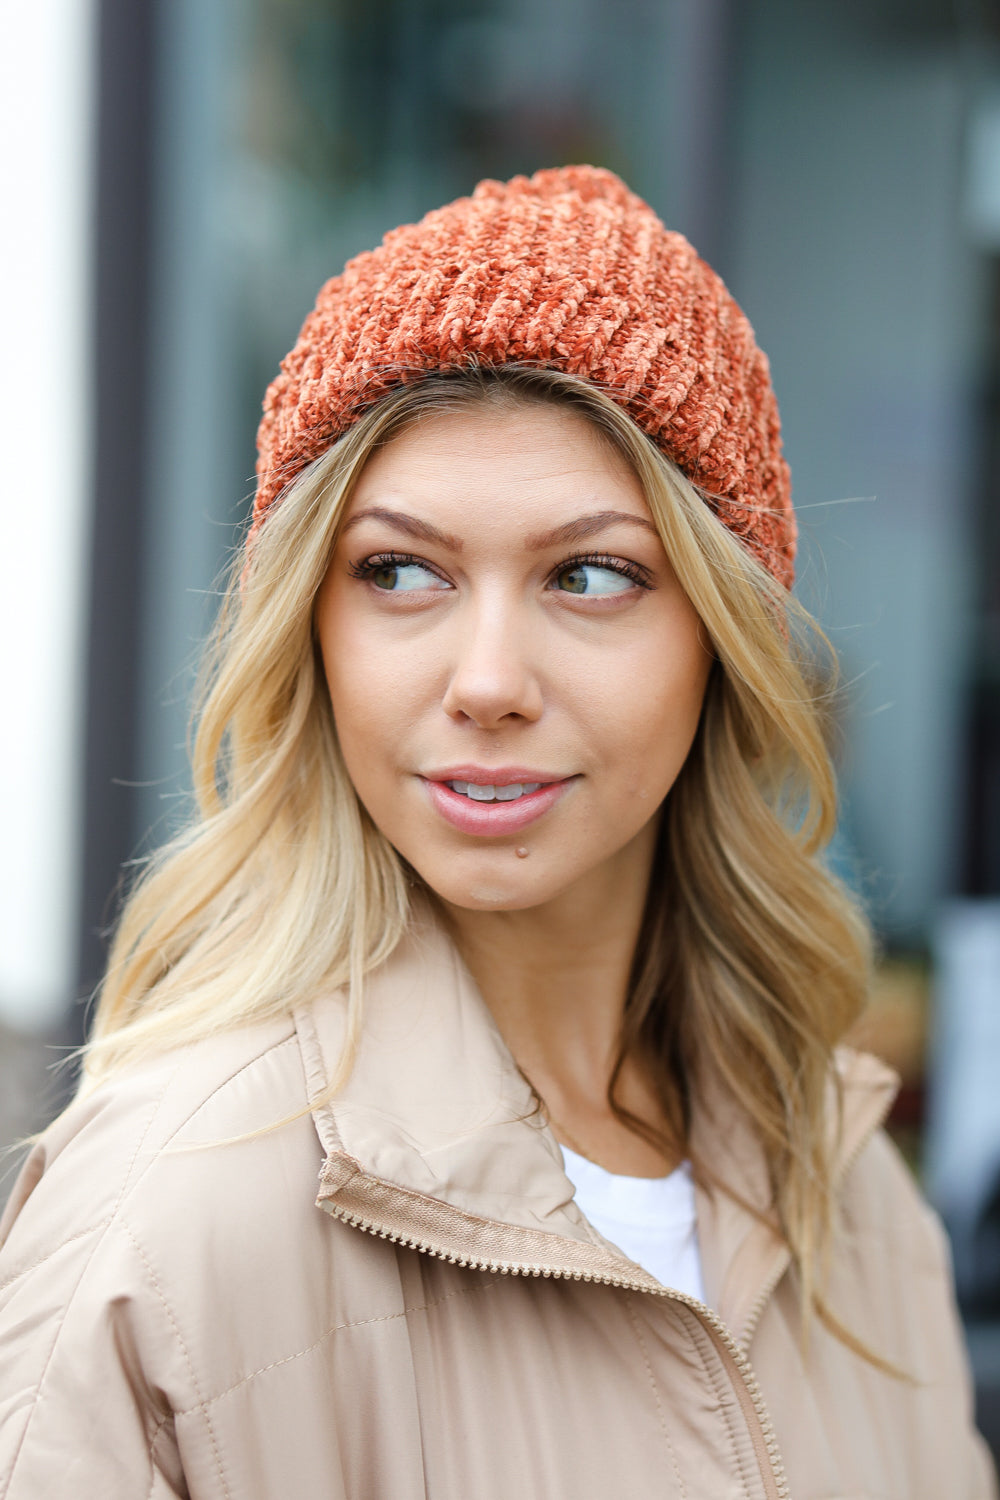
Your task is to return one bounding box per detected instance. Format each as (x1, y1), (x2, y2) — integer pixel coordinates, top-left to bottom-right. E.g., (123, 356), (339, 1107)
(421, 771), (575, 835)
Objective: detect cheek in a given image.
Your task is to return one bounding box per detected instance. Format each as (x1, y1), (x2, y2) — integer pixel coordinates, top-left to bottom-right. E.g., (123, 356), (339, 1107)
(318, 593), (434, 783)
(570, 617), (712, 794)
(647, 659), (710, 776)
(318, 598), (385, 755)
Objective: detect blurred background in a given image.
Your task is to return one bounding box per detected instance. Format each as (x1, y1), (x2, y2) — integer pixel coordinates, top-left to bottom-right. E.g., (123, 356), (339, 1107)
(2, 0), (1000, 1450)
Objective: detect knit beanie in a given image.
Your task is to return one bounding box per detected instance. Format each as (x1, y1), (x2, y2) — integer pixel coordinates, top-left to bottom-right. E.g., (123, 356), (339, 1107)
(251, 165), (795, 587)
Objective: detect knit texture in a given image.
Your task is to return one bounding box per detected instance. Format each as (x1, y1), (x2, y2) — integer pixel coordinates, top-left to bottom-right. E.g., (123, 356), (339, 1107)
(252, 165), (795, 586)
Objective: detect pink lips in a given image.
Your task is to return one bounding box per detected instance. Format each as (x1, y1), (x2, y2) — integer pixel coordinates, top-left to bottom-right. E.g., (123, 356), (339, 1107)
(421, 771), (575, 836)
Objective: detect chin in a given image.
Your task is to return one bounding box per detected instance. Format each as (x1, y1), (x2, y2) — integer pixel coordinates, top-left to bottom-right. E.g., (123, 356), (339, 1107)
(407, 853), (560, 912)
(428, 876), (543, 912)
(453, 888), (525, 910)
(454, 885), (544, 911)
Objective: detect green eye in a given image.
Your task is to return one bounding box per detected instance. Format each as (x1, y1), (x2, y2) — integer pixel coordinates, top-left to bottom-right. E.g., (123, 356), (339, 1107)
(372, 562), (443, 591)
(556, 563), (634, 596)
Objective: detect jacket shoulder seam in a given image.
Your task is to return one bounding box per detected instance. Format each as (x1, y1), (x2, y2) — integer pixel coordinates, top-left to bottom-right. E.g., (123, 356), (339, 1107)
(0, 1032), (302, 1494)
(161, 1031), (300, 1143)
(0, 1216), (111, 1297)
(1, 1034), (300, 1299)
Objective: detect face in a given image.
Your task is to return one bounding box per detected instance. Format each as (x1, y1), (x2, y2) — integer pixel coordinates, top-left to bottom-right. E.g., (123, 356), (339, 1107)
(316, 401), (713, 913)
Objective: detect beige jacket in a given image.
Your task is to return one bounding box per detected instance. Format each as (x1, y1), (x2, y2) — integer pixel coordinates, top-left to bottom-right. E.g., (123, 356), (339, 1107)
(0, 910), (994, 1499)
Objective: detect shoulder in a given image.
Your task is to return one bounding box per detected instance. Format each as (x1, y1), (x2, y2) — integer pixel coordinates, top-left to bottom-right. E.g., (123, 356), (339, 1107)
(825, 1078), (976, 1397)
(831, 1046), (950, 1277)
(0, 1012), (379, 1490)
(0, 1011), (351, 1430)
(831, 1047), (939, 1263)
(840, 1123), (952, 1279)
(0, 1013), (320, 1286)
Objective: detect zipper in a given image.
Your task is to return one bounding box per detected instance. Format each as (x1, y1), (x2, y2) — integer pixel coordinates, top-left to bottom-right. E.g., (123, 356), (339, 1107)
(323, 1197), (790, 1500)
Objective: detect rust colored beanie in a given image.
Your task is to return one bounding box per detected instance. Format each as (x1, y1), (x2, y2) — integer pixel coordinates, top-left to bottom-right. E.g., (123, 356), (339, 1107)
(252, 165), (795, 587)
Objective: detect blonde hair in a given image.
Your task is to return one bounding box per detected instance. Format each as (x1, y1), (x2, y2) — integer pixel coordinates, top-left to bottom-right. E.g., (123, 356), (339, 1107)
(84, 365), (872, 1329)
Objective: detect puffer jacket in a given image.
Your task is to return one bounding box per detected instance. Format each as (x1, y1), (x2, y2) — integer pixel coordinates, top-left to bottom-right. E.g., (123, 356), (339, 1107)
(0, 906), (995, 1499)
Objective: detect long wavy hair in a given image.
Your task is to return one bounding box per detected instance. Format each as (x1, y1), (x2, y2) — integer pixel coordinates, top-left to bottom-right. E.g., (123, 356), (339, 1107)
(83, 364), (873, 1331)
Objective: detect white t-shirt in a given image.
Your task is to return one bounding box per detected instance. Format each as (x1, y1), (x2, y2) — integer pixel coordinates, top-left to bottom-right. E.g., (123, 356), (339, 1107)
(560, 1143), (706, 1303)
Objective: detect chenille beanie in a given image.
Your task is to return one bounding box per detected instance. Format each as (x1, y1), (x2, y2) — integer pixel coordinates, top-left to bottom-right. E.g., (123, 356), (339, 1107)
(251, 165), (796, 587)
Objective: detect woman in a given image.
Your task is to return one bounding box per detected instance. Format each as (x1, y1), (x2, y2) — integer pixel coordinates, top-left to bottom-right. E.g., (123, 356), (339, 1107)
(0, 166), (993, 1498)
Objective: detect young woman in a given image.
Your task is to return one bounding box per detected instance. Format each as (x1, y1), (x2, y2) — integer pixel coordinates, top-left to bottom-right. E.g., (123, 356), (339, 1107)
(0, 166), (993, 1499)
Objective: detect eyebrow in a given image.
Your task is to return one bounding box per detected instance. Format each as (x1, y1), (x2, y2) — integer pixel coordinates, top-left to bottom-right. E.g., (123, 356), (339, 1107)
(341, 505), (658, 552)
(524, 510), (658, 549)
(340, 507), (464, 551)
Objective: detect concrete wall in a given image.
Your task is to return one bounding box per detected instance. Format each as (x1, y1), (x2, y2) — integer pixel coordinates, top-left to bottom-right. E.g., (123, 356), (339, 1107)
(730, 0), (986, 939)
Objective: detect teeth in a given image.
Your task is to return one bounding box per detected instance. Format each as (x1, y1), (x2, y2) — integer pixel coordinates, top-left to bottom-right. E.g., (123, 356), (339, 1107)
(446, 781), (543, 802)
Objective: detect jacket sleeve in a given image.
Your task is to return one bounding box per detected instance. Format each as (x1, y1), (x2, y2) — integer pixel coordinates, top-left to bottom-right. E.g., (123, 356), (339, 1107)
(851, 1129), (998, 1499)
(916, 1177), (998, 1498)
(0, 1146), (187, 1500)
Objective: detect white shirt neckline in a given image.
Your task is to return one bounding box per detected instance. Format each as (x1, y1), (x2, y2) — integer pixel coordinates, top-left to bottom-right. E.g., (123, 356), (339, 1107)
(559, 1143), (707, 1303)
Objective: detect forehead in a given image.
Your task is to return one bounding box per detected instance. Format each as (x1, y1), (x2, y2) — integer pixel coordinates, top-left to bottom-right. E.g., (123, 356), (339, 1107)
(343, 402), (650, 528)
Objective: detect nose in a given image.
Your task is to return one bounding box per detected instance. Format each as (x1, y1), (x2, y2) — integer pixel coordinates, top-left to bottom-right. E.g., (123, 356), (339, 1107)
(440, 594), (544, 728)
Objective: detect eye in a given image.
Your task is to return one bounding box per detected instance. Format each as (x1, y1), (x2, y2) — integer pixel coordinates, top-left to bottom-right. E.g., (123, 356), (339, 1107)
(553, 560), (643, 596)
(351, 554), (450, 592)
(372, 562), (442, 591)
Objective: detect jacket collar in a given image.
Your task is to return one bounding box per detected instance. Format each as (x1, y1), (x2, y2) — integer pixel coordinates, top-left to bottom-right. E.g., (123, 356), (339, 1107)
(297, 900), (897, 1343)
(689, 1043), (897, 1342)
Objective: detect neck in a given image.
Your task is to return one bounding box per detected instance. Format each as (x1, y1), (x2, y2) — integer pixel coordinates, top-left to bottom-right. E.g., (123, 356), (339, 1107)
(437, 819), (679, 1175)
